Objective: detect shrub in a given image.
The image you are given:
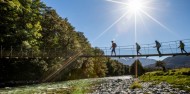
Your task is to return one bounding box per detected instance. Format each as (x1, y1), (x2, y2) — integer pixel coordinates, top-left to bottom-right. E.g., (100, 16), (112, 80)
(182, 71), (190, 75)
(170, 72), (175, 75)
(155, 72), (164, 76)
(130, 81), (142, 89)
(178, 72), (181, 75)
(171, 70), (176, 72)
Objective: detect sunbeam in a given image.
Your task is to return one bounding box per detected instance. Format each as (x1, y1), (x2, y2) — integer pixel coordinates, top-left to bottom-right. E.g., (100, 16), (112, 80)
(140, 9), (172, 32)
(106, 0), (127, 5)
(138, 11), (148, 33)
(140, 9), (180, 38)
(135, 12), (137, 43)
(92, 12), (128, 43)
(93, 0), (179, 45)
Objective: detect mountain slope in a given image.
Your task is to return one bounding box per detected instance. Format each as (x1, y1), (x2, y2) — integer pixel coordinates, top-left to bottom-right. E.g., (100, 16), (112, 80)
(163, 56), (190, 68)
(145, 56), (190, 68)
(116, 58), (156, 66)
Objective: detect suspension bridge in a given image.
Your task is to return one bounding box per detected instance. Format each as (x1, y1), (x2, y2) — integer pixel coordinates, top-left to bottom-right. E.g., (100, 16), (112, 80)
(1, 39), (190, 82)
(0, 39), (190, 59)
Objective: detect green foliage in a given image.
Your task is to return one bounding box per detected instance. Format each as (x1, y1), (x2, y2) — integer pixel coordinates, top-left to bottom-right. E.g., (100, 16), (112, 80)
(106, 59), (129, 76)
(130, 81), (142, 89)
(140, 68), (190, 92)
(155, 61), (166, 72)
(0, 59), (47, 81)
(0, 0), (129, 84)
(182, 71), (190, 75)
(0, 0), (42, 50)
(0, 0), (94, 82)
(130, 59), (145, 76)
(0, 79), (100, 94)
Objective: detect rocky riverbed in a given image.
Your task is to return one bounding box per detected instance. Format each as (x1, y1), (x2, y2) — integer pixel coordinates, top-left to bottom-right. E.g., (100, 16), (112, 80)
(91, 77), (189, 94)
(0, 76), (189, 94)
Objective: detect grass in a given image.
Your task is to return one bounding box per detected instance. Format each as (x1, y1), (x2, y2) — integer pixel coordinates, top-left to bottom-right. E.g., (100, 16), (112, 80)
(139, 68), (190, 92)
(0, 79), (102, 94)
(130, 81), (142, 89)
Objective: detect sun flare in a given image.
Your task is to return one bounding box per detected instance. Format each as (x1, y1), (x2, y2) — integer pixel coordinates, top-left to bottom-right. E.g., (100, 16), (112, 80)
(92, 0), (172, 43)
(127, 0), (144, 13)
(105, 0), (171, 32)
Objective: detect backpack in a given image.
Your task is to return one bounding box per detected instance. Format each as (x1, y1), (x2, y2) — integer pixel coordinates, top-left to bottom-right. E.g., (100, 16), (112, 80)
(136, 44), (141, 49)
(113, 43), (117, 48)
(181, 42), (185, 47)
(182, 43), (185, 46)
(157, 42), (161, 48)
(137, 45), (141, 49)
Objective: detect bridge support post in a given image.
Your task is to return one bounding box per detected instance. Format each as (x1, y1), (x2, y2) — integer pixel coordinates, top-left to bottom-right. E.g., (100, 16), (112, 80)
(135, 60), (138, 78)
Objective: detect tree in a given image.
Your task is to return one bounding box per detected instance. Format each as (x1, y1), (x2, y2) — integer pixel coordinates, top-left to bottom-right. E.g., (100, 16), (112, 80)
(124, 65), (130, 75)
(0, 0), (42, 51)
(106, 59), (129, 76)
(155, 61), (166, 72)
(0, 0), (131, 84)
(130, 59), (145, 76)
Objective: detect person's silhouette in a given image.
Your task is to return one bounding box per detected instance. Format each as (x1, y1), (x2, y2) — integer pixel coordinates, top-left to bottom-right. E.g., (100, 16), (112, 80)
(110, 41), (117, 56)
(178, 40), (187, 54)
(136, 42), (141, 55)
(154, 40), (161, 56)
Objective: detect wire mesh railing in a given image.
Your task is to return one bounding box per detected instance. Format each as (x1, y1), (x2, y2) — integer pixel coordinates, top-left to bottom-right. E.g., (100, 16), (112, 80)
(0, 46), (77, 58)
(0, 39), (190, 58)
(96, 39), (190, 56)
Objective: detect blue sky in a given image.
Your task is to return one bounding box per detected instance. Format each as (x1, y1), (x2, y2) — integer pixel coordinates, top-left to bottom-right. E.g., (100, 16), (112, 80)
(41, 0), (190, 46)
(41, 0), (190, 60)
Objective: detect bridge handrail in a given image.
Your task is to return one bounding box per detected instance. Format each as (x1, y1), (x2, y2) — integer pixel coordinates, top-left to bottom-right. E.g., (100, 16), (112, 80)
(1, 39), (190, 58)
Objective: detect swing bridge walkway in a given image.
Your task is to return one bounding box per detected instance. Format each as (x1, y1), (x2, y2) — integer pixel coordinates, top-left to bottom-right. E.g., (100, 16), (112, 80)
(0, 39), (190, 59)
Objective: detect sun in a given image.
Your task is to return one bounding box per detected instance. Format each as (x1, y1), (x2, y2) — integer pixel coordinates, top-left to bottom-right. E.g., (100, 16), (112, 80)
(93, 0), (171, 43)
(127, 0), (144, 13)
(105, 0), (150, 16)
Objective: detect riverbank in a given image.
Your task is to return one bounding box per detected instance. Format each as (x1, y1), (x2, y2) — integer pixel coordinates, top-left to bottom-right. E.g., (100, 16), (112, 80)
(0, 79), (100, 94)
(0, 75), (189, 93)
(91, 78), (189, 94)
(140, 68), (190, 92)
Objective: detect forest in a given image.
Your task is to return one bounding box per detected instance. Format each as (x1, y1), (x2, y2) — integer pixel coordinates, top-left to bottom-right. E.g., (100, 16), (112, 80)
(0, 0), (145, 87)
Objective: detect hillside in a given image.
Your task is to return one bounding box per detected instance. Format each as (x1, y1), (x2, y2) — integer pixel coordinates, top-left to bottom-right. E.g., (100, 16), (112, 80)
(145, 56), (190, 68)
(163, 56), (190, 68)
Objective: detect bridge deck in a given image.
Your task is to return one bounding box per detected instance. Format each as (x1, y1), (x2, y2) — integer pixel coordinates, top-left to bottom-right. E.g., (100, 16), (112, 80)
(0, 53), (189, 59)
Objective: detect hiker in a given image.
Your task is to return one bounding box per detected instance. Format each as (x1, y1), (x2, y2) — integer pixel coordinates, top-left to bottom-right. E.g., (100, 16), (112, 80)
(110, 41), (117, 56)
(178, 40), (187, 54)
(136, 42), (141, 55)
(154, 40), (162, 55)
